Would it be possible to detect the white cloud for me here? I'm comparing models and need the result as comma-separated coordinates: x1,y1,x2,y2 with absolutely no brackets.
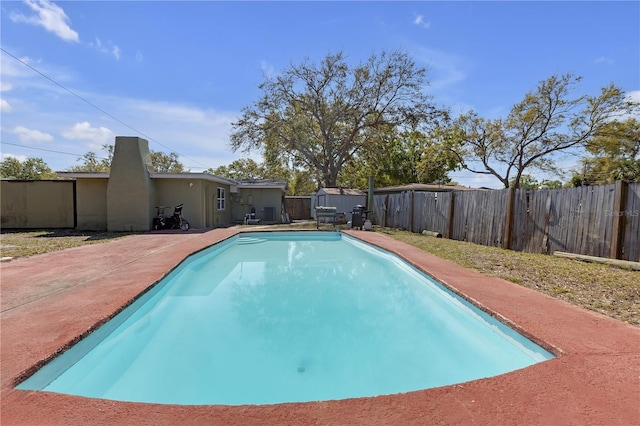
626,90,640,104
413,46,468,92
10,0,79,43
448,170,503,189
1,54,39,79
1,153,29,163
413,14,431,30
11,126,54,143
135,50,144,64
88,37,121,60
594,56,613,65
260,61,277,79
1,76,243,171
1,82,13,112
63,122,115,146
612,90,640,121
1,99,12,112
112,98,240,170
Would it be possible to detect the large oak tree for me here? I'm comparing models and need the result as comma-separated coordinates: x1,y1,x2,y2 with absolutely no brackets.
230,50,446,188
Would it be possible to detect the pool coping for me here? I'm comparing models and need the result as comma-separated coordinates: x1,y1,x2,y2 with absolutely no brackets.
1,228,639,425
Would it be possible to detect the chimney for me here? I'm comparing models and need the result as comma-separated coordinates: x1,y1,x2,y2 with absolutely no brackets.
106,136,154,231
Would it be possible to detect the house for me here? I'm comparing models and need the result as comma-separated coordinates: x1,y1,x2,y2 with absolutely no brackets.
231,179,288,224
52,136,286,231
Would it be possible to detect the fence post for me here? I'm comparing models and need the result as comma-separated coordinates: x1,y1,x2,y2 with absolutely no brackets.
384,194,389,227
447,191,455,239
409,190,415,232
610,180,628,260
367,176,375,224
503,187,515,250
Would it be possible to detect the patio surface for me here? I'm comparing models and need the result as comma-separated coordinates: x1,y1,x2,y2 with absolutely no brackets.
1,228,639,425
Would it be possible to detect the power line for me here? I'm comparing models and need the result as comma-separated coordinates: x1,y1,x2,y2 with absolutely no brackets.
1,141,93,159
0,47,214,170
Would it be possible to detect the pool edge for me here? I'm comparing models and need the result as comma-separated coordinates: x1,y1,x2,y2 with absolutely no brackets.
2,228,639,425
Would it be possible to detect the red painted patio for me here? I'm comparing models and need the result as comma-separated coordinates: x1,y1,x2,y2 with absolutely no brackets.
1,228,639,425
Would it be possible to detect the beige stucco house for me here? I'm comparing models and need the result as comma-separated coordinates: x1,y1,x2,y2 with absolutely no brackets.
55,136,286,231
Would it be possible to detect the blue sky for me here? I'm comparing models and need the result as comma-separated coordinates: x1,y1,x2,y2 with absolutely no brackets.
1,1,638,188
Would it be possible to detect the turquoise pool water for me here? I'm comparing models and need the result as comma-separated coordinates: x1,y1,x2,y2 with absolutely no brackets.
19,231,553,405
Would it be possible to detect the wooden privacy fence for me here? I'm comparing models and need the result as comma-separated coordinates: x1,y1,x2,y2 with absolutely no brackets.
372,181,640,262
284,196,312,220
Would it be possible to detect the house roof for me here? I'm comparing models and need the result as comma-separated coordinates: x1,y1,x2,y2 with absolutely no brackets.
317,187,366,196
55,172,285,190
236,179,287,190
150,172,238,186
56,172,110,179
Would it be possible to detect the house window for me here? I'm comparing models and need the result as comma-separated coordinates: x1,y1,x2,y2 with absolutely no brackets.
217,187,225,210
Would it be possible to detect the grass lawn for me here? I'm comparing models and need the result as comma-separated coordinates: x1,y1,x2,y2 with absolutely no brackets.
378,228,639,326
1,225,638,326
0,229,140,258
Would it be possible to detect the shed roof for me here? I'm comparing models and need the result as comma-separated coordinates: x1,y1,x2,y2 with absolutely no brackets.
317,188,366,196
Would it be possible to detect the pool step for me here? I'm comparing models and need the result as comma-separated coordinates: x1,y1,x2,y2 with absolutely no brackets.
237,236,268,245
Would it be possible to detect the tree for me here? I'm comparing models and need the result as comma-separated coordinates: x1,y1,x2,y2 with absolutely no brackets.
69,151,111,172
69,144,187,173
149,151,186,173
575,118,640,184
540,179,563,189
0,157,56,179
288,169,320,195
444,73,636,188
206,158,266,180
230,50,446,188
338,126,459,189
509,174,540,189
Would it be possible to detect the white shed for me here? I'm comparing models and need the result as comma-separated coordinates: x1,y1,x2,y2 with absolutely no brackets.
312,188,367,220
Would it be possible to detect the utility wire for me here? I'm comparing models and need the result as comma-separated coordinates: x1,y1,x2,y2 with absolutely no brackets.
0,47,213,170
1,141,108,160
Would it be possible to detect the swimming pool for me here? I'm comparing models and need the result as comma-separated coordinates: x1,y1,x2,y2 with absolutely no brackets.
19,231,553,405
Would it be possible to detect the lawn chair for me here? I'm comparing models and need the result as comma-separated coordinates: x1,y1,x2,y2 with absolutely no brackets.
244,206,260,225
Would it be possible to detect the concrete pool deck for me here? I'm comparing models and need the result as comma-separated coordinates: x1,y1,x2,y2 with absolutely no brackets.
1,228,638,425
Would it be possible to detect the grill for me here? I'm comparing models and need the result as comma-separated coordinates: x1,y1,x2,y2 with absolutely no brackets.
315,206,337,229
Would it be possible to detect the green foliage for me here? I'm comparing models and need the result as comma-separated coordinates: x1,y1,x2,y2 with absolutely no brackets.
149,151,186,173
540,179,563,189
207,158,265,180
68,151,111,172
574,118,640,184
230,50,446,187
508,174,561,189
509,174,540,189
338,127,459,189
207,158,318,195
288,169,320,195
69,144,186,173
0,157,56,180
